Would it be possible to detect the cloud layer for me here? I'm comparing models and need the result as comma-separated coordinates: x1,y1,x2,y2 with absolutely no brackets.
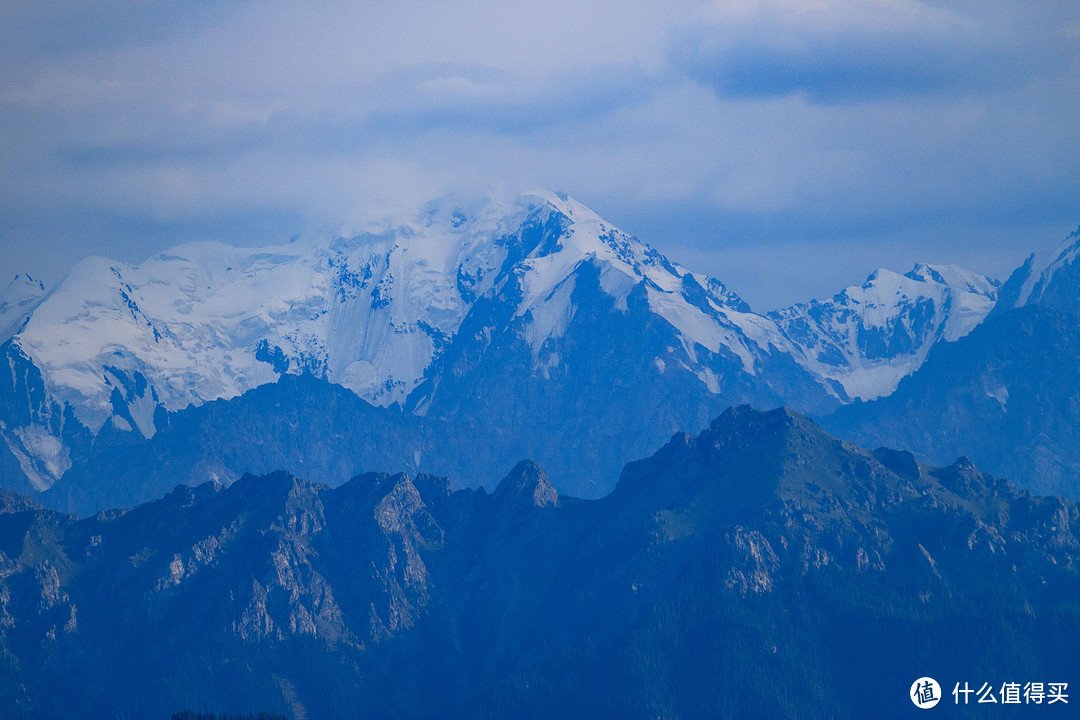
1,0,1078,309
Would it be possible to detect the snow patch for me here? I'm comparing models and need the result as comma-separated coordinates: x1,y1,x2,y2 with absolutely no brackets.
10,425,71,489
982,377,1009,410
646,286,756,374
524,275,577,352
696,368,722,394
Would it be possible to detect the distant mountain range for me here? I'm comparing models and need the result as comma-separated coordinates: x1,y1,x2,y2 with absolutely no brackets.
0,192,1013,509
826,227,1080,498
1,407,1076,719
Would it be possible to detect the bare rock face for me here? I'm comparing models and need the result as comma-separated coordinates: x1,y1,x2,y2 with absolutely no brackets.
320,471,445,643
492,460,558,510
724,526,780,594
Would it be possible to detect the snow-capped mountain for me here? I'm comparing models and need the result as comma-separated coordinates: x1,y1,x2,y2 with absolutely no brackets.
769,264,999,401
405,193,780,415
819,226,1080,500
993,225,1080,315
0,192,1001,497
13,196,527,428
396,195,849,495
6,194,745,419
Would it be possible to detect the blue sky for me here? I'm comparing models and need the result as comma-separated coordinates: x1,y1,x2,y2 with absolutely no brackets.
1,0,1078,310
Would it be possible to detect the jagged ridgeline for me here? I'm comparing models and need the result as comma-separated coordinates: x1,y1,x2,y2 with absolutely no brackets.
0,192,1009,511
0,409,1077,719
825,227,1080,498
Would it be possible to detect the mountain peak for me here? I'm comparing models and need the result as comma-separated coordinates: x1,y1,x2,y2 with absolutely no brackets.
993,226,1080,316
769,260,999,401
904,263,1000,296
492,459,558,509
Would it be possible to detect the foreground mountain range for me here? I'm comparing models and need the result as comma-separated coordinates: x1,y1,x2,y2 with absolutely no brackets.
2,192,1025,510
1,407,1077,719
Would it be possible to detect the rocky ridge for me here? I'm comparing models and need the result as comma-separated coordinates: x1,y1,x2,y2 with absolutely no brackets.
0,407,1076,719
